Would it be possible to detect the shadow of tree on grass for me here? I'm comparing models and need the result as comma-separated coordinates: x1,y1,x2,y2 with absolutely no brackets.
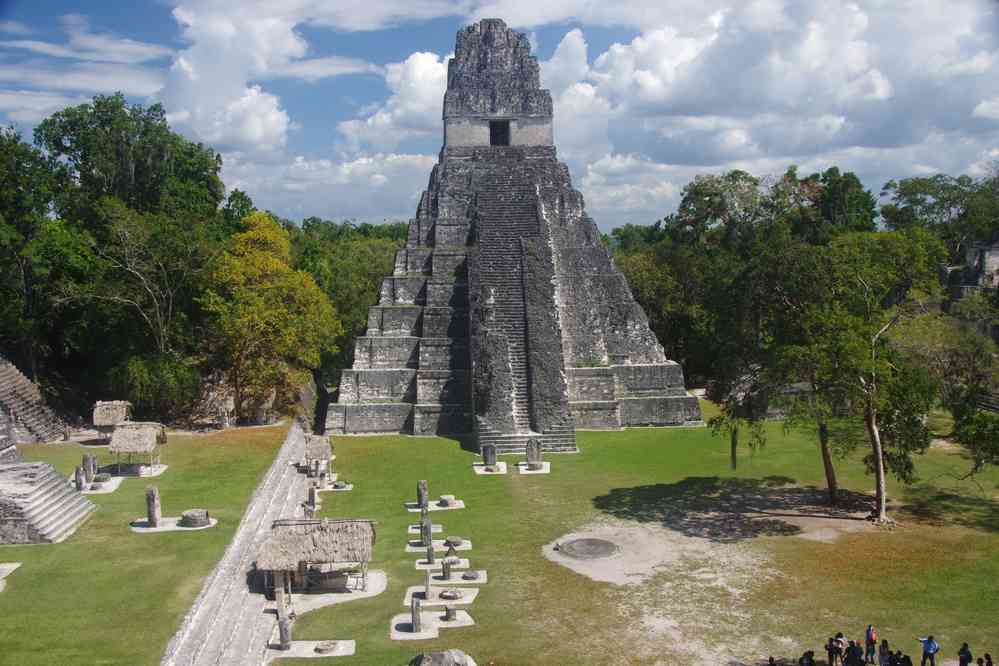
593,476,873,543
899,483,999,533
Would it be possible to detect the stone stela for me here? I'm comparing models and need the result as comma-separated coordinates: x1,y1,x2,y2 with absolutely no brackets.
325,19,702,453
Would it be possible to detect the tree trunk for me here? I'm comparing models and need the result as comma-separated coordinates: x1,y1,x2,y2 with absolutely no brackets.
864,405,888,522
818,420,838,506
730,422,739,470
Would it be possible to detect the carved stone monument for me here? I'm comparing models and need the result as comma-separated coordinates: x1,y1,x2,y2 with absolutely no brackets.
525,438,543,471
82,454,97,483
417,479,428,509
74,466,85,492
481,443,497,469
420,513,433,547
426,542,435,566
325,19,700,451
410,597,423,633
146,486,161,528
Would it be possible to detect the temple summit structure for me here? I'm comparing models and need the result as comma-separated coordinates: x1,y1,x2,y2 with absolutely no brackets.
326,19,701,452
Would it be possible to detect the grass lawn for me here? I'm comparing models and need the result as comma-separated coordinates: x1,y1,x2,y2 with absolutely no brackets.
284,411,999,665
0,424,288,666
2,410,997,665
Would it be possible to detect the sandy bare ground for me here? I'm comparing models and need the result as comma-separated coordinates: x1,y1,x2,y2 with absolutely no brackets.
544,484,875,664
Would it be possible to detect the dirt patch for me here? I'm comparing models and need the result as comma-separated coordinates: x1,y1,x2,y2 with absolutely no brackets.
545,518,782,662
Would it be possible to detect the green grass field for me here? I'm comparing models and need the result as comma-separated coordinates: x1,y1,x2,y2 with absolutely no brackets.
3,409,998,664
0,424,287,666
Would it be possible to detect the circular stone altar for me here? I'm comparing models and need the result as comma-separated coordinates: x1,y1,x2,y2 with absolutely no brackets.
558,538,619,560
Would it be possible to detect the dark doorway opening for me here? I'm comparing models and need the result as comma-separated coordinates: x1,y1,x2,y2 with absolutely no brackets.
489,120,510,146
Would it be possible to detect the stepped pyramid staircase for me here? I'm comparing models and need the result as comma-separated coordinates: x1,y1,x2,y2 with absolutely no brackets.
472,157,576,454
0,355,69,444
0,462,96,544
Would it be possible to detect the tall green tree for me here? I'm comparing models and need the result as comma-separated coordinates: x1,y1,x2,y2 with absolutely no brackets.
202,212,342,422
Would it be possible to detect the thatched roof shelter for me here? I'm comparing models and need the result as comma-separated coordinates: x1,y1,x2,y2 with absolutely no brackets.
92,401,132,428
256,518,375,571
304,434,332,462
109,422,166,455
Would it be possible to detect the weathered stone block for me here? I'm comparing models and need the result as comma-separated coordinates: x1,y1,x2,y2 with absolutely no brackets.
367,306,422,336
352,337,420,369
421,307,468,338
570,401,621,429
413,405,471,436
146,486,161,527
419,339,469,370
338,369,416,404
620,395,701,426
380,276,427,305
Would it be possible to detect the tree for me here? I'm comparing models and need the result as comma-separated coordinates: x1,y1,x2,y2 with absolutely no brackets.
202,212,342,422
0,127,71,378
34,93,223,222
785,230,946,521
880,173,998,262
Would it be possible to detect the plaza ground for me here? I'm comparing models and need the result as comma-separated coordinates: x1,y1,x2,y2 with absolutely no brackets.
2,407,997,664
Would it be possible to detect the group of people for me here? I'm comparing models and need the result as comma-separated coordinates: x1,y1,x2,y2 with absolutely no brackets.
771,627,993,666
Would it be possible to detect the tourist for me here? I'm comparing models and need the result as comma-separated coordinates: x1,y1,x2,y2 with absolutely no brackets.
918,636,941,666
888,650,901,666
866,625,879,665
798,649,816,666
829,637,842,666
985,654,993,666
977,658,985,666
880,639,892,666
959,643,974,666
901,653,914,666
848,641,867,666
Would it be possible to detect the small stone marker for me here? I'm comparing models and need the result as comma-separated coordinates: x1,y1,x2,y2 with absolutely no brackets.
526,438,543,470
410,597,422,633
443,606,457,622
481,443,497,469
445,543,458,560
461,570,480,581
417,479,428,508
74,466,85,492
277,617,292,650
442,560,452,581
314,641,340,655
146,486,162,528
426,543,435,565
179,508,210,528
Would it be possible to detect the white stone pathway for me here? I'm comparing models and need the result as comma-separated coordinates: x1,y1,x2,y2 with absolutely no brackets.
161,423,309,666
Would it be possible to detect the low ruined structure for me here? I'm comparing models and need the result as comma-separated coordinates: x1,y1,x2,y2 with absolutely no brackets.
0,354,68,444
303,434,333,478
92,400,132,438
257,518,377,601
109,421,166,470
0,462,96,544
0,407,18,463
327,19,700,452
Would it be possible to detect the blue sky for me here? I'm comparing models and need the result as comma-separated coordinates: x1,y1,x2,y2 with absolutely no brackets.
1,1,998,229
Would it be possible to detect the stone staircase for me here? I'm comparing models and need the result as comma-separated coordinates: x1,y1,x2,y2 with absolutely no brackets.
473,160,577,454
0,462,96,544
475,176,538,433
0,355,68,443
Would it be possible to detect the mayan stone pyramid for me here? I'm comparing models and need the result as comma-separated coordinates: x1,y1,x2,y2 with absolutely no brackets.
326,19,702,452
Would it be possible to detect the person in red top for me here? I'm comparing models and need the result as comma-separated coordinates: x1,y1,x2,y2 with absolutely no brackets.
866,625,879,664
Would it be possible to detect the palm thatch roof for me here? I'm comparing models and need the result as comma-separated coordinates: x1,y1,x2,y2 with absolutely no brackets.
109,422,166,454
93,401,132,427
256,518,376,571
304,434,332,461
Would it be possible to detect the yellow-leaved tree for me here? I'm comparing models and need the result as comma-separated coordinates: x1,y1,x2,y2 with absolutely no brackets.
202,211,342,423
